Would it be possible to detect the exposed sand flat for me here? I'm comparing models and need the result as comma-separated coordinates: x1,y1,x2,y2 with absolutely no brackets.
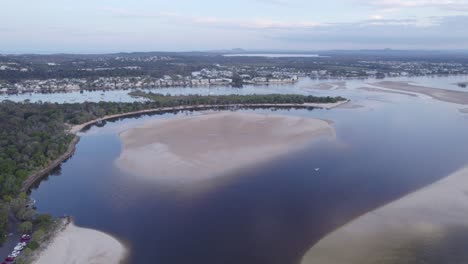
34,222,127,264
115,112,335,183
304,81,347,90
459,108,468,113
358,87,418,97
301,166,468,264
373,81,468,105
334,101,365,109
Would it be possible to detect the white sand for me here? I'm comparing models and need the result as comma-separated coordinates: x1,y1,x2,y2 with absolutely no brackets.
115,112,335,183
373,81,468,105
301,166,468,264
34,223,127,264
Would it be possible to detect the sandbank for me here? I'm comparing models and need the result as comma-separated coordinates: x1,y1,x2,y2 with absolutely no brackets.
301,166,468,264
304,81,346,90
33,222,127,264
358,86,418,97
372,81,468,105
115,112,335,183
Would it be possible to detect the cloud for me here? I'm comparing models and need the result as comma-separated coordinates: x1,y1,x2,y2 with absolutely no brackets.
368,0,468,11
268,15,468,49
100,7,320,30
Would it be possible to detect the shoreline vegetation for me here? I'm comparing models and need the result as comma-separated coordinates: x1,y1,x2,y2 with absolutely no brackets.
301,166,468,264
0,93,346,262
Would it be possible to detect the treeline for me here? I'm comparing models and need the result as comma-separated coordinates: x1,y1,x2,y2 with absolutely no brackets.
129,92,346,106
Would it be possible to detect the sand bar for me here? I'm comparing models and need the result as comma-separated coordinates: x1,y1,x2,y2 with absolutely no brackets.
372,81,468,105
115,112,335,183
303,81,346,90
301,166,468,264
33,222,127,264
358,87,417,97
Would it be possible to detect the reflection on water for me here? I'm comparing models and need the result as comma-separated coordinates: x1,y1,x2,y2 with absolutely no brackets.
29,94,468,263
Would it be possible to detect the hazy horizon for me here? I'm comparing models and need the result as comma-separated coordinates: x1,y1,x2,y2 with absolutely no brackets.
2,0,468,53
3,48,468,56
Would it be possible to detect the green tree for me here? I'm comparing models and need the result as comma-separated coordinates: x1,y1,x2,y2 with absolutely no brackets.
18,221,33,234
32,229,45,242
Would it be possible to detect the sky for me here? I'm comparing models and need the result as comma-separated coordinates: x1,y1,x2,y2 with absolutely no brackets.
1,0,468,53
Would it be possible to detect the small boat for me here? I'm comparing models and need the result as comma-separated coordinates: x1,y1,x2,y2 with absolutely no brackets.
315,168,320,172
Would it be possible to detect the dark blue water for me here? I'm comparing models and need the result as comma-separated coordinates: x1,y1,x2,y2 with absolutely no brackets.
30,96,468,264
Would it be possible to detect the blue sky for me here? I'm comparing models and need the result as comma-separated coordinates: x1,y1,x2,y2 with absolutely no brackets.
1,0,468,53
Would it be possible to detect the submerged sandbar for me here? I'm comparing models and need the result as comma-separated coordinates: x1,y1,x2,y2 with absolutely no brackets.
301,166,468,264
373,81,468,105
115,112,335,183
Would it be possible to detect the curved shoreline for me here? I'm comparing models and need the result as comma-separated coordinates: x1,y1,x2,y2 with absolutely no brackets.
32,221,128,264
21,136,80,192
22,101,348,191
301,166,468,264
69,101,348,134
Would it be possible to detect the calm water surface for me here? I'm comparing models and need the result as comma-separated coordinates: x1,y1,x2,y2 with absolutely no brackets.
29,87,468,263
2,75,468,103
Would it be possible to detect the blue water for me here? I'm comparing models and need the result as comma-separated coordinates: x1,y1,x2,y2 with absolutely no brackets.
28,89,468,264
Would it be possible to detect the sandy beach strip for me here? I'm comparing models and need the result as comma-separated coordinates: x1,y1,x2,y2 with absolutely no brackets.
301,166,468,264
115,112,335,183
33,222,127,264
358,86,418,97
372,81,468,105
69,102,347,135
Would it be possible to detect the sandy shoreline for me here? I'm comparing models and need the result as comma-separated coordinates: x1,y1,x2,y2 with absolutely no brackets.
33,222,127,264
301,166,468,264
372,81,468,105
22,101,347,192
69,102,348,134
115,112,335,183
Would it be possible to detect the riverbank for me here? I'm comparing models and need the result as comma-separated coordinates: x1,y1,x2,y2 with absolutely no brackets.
32,221,127,264
115,112,335,183
301,166,468,264
20,101,347,192
372,81,468,105
69,102,348,134
21,136,80,192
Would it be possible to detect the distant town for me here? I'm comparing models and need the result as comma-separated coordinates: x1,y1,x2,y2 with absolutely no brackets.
1,50,468,94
